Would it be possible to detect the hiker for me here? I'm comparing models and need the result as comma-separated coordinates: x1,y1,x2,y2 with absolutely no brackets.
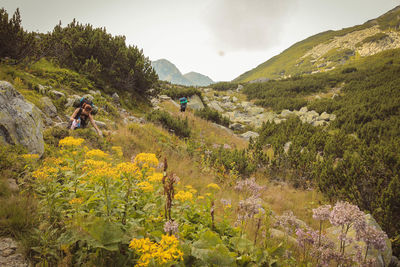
69,98,102,136
179,96,188,112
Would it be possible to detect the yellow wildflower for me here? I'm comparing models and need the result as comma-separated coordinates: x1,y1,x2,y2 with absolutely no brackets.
129,235,183,267
116,162,139,176
32,166,58,180
21,154,40,160
148,172,163,182
111,146,123,157
134,153,159,168
43,157,63,166
198,196,204,200
69,198,83,205
59,136,84,147
207,183,221,191
137,181,154,192
185,185,197,194
174,190,193,202
85,149,109,159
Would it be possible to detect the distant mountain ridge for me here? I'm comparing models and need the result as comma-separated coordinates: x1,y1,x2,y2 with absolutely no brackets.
234,5,400,82
151,59,214,86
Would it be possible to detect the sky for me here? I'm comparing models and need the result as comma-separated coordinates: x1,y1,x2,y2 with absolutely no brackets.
1,0,400,81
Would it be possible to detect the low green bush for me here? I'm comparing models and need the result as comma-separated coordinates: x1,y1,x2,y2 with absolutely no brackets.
194,107,230,127
146,110,191,138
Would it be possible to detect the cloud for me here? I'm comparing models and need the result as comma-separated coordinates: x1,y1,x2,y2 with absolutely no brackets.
204,0,297,52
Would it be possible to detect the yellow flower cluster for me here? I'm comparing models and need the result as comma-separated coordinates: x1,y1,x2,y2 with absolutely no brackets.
116,162,139,176
134,153,159,168
85,149,109,159
84,160,118,180
148,172,163,182
32,166,58,180
137,181,154,192
59,136,84,147
69,198,83,205
174,190,193,202
111,146,123,157
22,154,40,160
185,185,197,194
207,183,221,191
129,235,183,267
43,157,64,166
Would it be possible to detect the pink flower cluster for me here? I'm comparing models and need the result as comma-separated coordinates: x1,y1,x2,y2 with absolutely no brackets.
234,177,264,197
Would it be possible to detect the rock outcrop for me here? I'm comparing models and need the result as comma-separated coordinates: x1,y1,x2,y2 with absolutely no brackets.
0,81,44,156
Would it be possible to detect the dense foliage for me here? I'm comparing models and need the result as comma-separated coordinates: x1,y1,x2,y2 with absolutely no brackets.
146,110,191,138
240,49,400,255
160,85,202,100
194,107,230,127
0,8,158,96
210,82,239,91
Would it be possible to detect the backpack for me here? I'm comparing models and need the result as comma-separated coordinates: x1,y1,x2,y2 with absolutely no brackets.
73,97,98,115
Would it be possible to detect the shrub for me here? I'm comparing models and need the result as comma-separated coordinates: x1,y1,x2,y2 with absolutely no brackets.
146,110,191,138
194,107,230,127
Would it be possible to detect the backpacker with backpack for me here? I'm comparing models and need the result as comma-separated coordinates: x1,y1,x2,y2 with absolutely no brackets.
72,97,98,115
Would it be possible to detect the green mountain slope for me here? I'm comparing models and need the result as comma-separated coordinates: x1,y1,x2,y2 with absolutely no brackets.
183,71,214,86
234,5,400,82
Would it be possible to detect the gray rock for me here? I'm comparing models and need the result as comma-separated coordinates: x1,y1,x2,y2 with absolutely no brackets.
221,101,235,110
187,95,205,110
159,95,171,101
94,120,107,129
326,214,392,267
241,101,252,108
232,96,238,102
88,90,101,96
49,89,65,99
240,131,259,140
280,109,293,118
229,123,244,131
274,118,285,124
123,116,145,125
329,114,337,121
236,84,244,92
65,95,81,108
332,93,339,99
82,94,94,102
320,112,330,121
247,106,264,115
249,77,270,83
112,92,119,103
0,81,44,156
221,96,230,102
40,97,57,118
284,141,292,154
299,106,308,113
312,120,326,127
208,101,224,113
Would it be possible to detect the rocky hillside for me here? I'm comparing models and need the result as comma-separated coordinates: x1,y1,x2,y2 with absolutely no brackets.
235,5,400,82
152,59,214,86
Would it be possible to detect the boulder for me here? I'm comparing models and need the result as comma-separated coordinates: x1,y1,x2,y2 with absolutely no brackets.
65,95,81,108
208,101,224,113
246,106,264,115
280,109,293,118
320,112,330,121
240,131,259,140
241,101,252,108
187,95,205,110
49,89,65,99
159,95,171,101
236,84,244,92
0,81,44,156
326,214,392,267
232,96,238,102
83,94,94,102
229,123,244,131
312,120,326,127
94,120,107,129
40,97,57,118
88,90,101,96
284,141,292,154
329,114,337,121
299,106,308,114
112,92,119,103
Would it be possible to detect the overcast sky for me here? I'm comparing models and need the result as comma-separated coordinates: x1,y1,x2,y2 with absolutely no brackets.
2,0,400,81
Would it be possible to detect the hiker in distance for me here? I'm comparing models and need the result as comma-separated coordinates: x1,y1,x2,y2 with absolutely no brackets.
69,97,103,137
179,96,188,112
